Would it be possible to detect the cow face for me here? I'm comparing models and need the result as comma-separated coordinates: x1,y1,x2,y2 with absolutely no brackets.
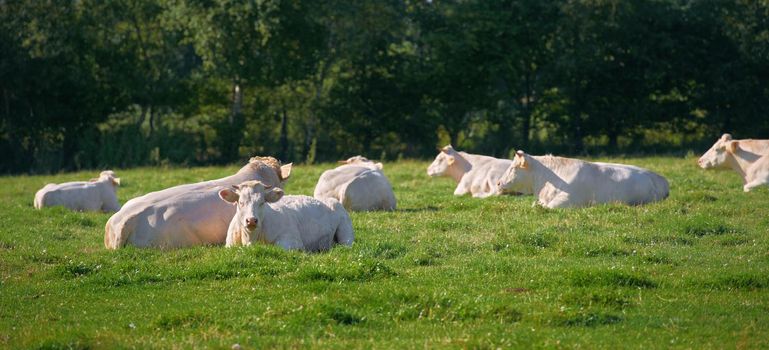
497,151,529,193
698,134,735,169
219,181,284,235
98,170,121,187
427,146,456,177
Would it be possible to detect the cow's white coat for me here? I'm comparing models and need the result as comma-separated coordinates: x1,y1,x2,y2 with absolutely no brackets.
427,145,519,198
104,157,291,249
221,181,354,251
498,151,669,208
698,133,769,192
313,156,396,211
34,170,121,212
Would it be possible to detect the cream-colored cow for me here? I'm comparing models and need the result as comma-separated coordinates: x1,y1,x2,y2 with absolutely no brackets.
313,156,396,211
427,145,519,198
220,180,354,252
104,157,292,249
497,151,669,208
698,133,769,192
34,170,121,212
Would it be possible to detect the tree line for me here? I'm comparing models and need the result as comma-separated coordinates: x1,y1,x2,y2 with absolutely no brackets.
1,0,768,173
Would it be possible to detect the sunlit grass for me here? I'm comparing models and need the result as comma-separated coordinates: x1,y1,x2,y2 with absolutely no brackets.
1,156,767,348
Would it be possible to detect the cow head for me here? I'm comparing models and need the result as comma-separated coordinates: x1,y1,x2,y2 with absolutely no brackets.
497,150,530,193
97,170,121,187
338,155,383,169
427,145,457,177
219,181,284,238
698,134,737,169
247,156,292,185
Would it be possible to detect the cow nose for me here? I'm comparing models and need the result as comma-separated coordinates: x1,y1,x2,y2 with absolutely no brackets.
245,217,258,228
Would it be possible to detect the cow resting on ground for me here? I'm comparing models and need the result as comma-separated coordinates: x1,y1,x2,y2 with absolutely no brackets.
219,180,354,252
497,151,669,208
104,157,292,249
313,156,396,211
427,145,522,198
698,133,769,192
34,170,121,212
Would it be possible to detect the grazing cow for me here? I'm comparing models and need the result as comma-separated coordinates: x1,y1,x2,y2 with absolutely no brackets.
497,151,669,208
104,157,292,249
219,180,354,251
313,156,397,211
698,133,769,192
34,170,121,212
427,145,520,198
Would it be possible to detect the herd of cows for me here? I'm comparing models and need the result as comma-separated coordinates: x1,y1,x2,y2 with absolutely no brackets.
31,133,769,252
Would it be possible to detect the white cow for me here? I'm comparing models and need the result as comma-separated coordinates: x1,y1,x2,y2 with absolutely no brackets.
313,156,397,211
34,170,121,212
219,180,354,252
427,145,521,198
497,151,669,208
698,133,769,192
104,157,292,249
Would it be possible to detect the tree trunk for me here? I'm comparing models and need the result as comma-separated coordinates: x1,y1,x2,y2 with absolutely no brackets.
279,107,289,161
224,81,244,163
148,105,155,136
520,71,533,150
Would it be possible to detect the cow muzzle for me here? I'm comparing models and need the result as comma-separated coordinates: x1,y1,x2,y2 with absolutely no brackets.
245,217,258,230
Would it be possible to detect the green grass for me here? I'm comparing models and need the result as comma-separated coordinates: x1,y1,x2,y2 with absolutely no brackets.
1,157,768,349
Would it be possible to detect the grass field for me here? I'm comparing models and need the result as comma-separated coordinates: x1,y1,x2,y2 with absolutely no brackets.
1,156,768,349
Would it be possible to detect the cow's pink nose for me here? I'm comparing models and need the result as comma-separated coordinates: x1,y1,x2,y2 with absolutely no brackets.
245,217,258,228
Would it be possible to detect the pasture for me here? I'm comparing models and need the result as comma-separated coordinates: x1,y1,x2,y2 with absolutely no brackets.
1,156,768,349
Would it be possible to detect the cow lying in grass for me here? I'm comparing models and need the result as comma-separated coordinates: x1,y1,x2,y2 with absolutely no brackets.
698,133,769,192
219,180,354,252
427,145,520,198
313,156,396,211
34,170,121,212
497,151,669,208
104,157,291,249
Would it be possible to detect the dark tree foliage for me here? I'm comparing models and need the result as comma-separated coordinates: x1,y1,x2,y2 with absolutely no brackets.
1,0,768,173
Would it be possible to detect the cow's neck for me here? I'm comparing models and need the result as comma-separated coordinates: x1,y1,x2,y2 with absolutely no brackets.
447,155,472,183
530,156,570,194
727,150,763,181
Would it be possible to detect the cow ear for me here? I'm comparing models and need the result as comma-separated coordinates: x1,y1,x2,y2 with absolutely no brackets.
265,188,284,203
515,151,528,169
722,133,732,141
112,177,121,186
218,188,239,203
729,141,739,153
447,156,455,165
280,163,292,180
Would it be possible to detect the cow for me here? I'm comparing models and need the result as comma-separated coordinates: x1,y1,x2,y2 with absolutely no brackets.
104,157,292,249
698,133,769,192
219,180,354,252
34,170,121,212
497,151,669,208
313,156,397,211
427,145,521,198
